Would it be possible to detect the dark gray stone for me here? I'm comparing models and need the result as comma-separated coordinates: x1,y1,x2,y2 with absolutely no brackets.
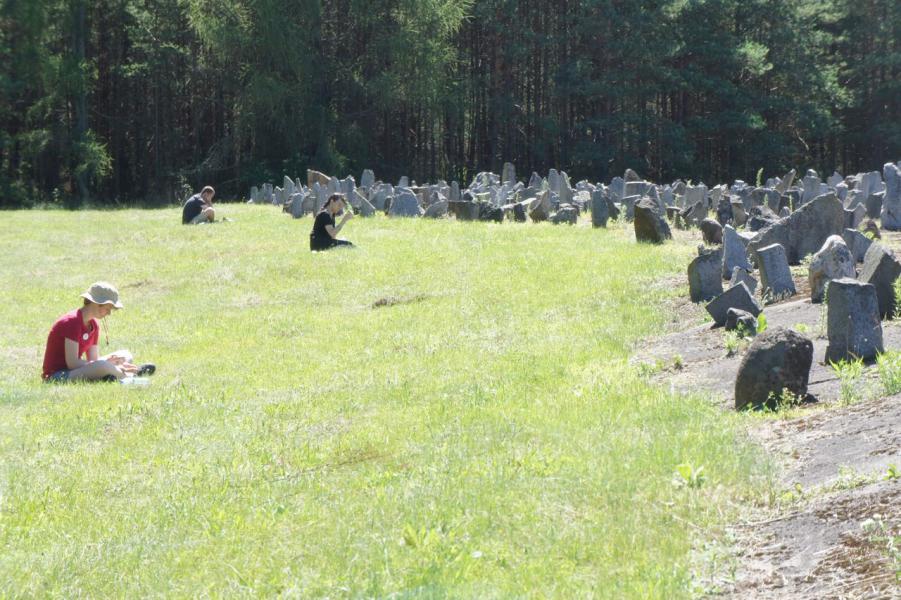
725,308,757,336
479,204,504,223
423,200,449,218
551,204,579,225
706,282,762,327
634,197,672,243
449,201,480,221
528,192,551,222
747,205,780,232
808,235,856,303
729,267,758,295
880,162,901,230
688,247,724,302
858,243,901,318
825,278,884,363
722,225,752,279
388,189,422,217
591,189,609,227
716,194,733,225
841,228,873,263
844,203,866,229
747,193,844,265
731,200,747,227
680,200,707,227
734,327,813,411
757,243,796,303
866,192,884,219
700,218,723,245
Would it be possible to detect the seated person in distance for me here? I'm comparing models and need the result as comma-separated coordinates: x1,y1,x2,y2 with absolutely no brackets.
310,193,354,251
182,185,216,224
42,282,156,383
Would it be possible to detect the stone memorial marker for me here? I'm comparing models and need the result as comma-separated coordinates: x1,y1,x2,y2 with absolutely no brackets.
729,267,758,295
688,247,724,302
879,162,901,230
808,235,855,303
841,228,873,263
858,242,901,318
757,243,796,302
747,193,844,265
722,225,752,279
824,278,883,363
591,189,609,228
734,327,813,411
633,197,672,243
706,281,762,326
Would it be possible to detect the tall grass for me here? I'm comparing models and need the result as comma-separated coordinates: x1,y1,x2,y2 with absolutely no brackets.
0,206,769,597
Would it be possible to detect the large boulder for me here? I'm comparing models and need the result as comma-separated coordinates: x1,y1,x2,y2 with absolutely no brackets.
423,200,449,218
700,218,723,244
808,235,856,303
747,193,844,265
688,247,724,302
858,243,901,318
388,189,423,217
633,197,672,243
825,278,884,363
735,327,814,411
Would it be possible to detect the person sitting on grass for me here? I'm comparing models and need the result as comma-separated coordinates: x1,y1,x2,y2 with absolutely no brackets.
310,193,354,251
182,185,216,224
41,282,156,383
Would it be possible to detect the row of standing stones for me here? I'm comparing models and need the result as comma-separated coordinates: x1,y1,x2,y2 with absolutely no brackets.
247,161,901,412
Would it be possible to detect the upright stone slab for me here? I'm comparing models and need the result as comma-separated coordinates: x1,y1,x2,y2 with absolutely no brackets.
361,169,375,190
590,189,609,228
633,197,672,243
716,194,733,225
528,191,551,222
867,192,884,219
845,203,866,229
775,169,796,194
706,282,762,327
287,193,305,218
307,169,330,188
730,267,758,295
825,278,884,363
858,243,901,318
757,243,796,302
841,228,873,263
880,162,901,230
688,247,724,302
502,162,516,184
735,327,813,411
747,193,844,265
731,200,747,227
808,235,856,303
722,225,752,279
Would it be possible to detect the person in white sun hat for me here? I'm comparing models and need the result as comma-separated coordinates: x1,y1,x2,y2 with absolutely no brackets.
41,281,156,383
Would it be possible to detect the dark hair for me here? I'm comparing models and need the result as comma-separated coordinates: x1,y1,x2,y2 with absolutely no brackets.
320,194,346,213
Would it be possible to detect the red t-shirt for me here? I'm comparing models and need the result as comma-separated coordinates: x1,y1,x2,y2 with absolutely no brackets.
42,309,99,379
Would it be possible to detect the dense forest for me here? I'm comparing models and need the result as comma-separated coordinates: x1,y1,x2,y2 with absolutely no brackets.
1,0,898,207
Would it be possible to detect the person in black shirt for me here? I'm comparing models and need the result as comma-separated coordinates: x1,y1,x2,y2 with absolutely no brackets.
310,194,354,251
182,186,216,224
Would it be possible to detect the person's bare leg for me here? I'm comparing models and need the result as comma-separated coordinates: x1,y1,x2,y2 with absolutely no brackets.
203,207,215,222
67,360,124,382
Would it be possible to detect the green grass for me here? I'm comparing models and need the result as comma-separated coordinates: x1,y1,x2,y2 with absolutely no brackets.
0,206,770,597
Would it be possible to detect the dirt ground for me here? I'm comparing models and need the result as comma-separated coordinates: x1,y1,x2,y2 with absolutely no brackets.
638,261,901,598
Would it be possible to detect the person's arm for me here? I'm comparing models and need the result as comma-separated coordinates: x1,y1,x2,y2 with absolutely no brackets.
64,338,91,369
325,213,353,239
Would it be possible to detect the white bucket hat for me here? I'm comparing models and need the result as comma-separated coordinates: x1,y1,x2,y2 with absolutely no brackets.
80,281,123,309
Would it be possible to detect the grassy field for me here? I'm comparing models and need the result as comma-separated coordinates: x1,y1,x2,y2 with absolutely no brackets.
0,206,771,597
